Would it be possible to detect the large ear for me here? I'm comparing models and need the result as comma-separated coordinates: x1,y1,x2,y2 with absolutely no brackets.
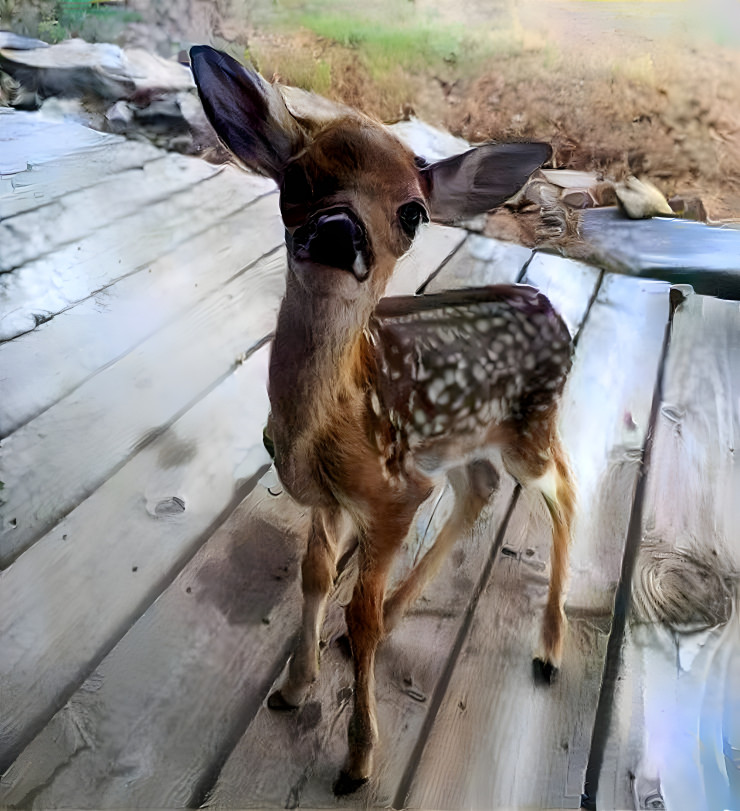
190,45,306,180
422,142,551,223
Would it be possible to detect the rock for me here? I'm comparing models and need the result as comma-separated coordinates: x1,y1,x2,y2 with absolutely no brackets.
541,168,601,189
668,195,708,223
0,31,49,50
615,176,674,219
0,38,193,104
561,188,596,209
103,90,227,160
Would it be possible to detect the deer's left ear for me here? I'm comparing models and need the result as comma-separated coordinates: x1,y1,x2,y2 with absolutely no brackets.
421,142,551,224
190,45,306,180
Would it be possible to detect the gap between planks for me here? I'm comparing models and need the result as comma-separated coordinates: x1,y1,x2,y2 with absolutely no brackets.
597,290,740,811
0,188,281,438
0,341,275,774
580,287,678,810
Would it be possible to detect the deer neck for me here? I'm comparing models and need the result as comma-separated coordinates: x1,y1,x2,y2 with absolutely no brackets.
268,270,375,451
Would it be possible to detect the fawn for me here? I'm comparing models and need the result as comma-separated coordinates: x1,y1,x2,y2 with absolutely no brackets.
191,45,576,795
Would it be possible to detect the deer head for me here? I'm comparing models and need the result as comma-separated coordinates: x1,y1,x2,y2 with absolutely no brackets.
190,46,549,307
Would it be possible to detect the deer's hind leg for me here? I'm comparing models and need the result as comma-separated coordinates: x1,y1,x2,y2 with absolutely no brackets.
503,424,575,683
382,459,500,635
268,505,341,710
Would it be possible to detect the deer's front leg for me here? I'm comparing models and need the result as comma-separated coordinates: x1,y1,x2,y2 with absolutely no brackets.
334,517,410,795
269,506,339,709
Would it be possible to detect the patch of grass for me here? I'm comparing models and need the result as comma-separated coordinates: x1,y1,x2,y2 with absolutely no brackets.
246,4,522,121
9,0,143,44
295,13,484,74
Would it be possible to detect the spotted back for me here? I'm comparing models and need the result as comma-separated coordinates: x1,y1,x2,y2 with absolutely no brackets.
366,285,572,456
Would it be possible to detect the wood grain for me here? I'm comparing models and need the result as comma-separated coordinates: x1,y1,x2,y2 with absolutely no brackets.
383,223,467,297
599,290,740,811
0,483,309,809
0,165,273,342
0,344,273,771
0,189,281,438
405,274,671,809
424,233,532,293
0,248,285,567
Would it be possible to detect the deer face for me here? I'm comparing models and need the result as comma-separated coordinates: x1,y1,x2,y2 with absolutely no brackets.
279,119,430,299
190,46,549,300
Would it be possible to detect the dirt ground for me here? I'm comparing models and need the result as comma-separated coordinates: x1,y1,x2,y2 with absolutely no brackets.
170,0,740,221
12,0,739,221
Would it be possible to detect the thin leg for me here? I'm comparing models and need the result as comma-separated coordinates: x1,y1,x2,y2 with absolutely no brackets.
503,429,575,681
383,460,500,633
334,512,414,795
537,437,576,675
269,506,339,709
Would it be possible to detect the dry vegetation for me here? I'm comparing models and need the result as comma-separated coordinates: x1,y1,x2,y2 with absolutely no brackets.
5,0,740,219
238,2,740,221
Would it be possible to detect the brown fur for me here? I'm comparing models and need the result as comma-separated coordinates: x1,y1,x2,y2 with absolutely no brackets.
189,46,576,794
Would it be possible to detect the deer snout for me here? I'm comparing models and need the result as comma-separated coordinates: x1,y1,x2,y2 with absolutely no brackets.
291,208,370,281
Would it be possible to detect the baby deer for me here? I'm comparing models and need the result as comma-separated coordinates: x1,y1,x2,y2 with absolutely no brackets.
191,46,576,795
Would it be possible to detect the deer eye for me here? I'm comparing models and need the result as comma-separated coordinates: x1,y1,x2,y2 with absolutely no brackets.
398,202,429,238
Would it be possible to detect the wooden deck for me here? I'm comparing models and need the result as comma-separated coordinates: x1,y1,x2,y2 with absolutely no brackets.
1,108,739,810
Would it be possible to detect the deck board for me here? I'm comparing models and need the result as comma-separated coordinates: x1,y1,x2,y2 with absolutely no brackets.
598,290,740,811
383,223,467,297
0,344,273,772
1,133,162,219
0,483,308,808
405,274,671,809
0,166,272,342
0,154,220,273
521,251,602,338
0,250,285,567
0,188,281,438
423,233,532,292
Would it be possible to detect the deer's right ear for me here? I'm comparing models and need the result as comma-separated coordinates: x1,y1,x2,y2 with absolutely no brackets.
190,45,306,180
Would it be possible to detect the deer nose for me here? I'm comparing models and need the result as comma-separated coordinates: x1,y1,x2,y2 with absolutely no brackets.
293,208,369,281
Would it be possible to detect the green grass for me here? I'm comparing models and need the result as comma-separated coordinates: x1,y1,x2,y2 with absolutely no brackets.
297,14,479,72
262,2,508,79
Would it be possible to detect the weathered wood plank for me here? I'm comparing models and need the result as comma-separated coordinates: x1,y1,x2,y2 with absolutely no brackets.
405,274,671,809
207,484,519,809
0,481,309,809
0,137,163,219
0,344,273,772
522,251,601,338
0,154,220,272
581,208,740,299
0,166,274,342
0,109,120,176
424,233,532,293
0,190,282,438
598,290,740,811
0,249,285,567
383,223,467,297
206,252,601,808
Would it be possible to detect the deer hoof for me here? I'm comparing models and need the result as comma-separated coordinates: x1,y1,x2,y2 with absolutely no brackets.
532,657,559,685
333,770,369,796
267,689,299,711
